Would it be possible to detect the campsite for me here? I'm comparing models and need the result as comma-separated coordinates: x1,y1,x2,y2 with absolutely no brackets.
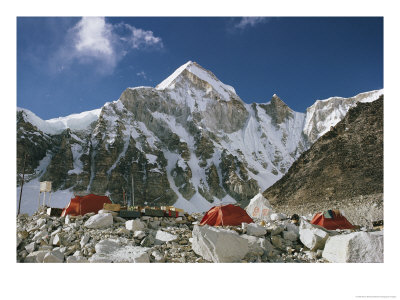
16,191,383,263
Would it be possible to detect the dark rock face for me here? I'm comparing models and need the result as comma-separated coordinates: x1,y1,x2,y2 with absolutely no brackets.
16,111,53,177
220,150,259,205
263,97,383,215
260,95,294,127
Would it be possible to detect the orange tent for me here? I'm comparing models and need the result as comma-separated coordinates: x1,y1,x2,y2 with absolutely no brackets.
311,210,354,230
200,204,254,226
61,194,112,217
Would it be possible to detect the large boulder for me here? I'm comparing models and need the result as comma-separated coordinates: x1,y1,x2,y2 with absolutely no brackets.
299,219,337,251
322,231,383,263
84,213,113,229
191,225,249,262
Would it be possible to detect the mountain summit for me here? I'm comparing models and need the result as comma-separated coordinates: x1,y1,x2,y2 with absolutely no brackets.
156,61,238,102
16,61,383,215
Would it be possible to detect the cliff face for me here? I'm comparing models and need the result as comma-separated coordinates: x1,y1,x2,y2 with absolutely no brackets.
263,97,383,223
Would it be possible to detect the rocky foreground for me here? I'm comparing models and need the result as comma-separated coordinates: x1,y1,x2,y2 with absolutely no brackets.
16,208,383,263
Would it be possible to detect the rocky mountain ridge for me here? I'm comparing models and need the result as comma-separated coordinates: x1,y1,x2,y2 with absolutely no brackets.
263,97,383,225
17,61,383,213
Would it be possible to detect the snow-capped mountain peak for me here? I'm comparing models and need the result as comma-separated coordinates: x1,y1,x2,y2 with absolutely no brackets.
156,61,193,90
156,61,237,102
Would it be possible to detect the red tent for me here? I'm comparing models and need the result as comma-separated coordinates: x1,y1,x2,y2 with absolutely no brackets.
200,204,254,226
61,194,112,217
311,210,354,230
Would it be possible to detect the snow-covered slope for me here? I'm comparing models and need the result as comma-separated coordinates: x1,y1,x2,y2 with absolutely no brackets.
303,89,383,143
17,107,101,135
17,61,383,215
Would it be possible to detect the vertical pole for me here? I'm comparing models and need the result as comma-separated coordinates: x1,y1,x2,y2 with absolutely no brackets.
131,174,134,208
17,153,27,215
122,188,126,207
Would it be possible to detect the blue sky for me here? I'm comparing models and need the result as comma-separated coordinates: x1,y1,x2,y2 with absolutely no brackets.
17,17,383,119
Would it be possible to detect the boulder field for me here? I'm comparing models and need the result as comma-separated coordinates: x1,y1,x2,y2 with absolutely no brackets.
17,207,383,263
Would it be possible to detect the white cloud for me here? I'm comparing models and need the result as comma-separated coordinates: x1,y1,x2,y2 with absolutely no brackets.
136,71,147,79
74,17,114,57
124,24,163,49
235,17,268,29
56,17,163,74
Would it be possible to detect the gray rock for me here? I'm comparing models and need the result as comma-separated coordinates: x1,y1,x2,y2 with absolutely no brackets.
268,224,285,236
299,220,336,251
322,231,383,263
66,256,89,263
95,239,120,254
84,213,113,229
36,218,46,227
154,230,178,245
270,235,284,250
32,229,48,242
24,250,48,263
25,242,36,254
151,250,165,263
148,221,161,229
80,234,90,248
241,234,274,256
89,243,150,263
98,209,118,216
191,225,249,263
283,230,298,242
52,234,61,246
116,228,131,235
245,223,267,237
43,249,64,263
133,231,146,240
126,219,146,231
140,235,155,247
113,216,127,223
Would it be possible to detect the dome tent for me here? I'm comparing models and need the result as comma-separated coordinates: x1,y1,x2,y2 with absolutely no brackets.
311,210,354,230
61,194,112,217
200,204,254,226
245,193,274,222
